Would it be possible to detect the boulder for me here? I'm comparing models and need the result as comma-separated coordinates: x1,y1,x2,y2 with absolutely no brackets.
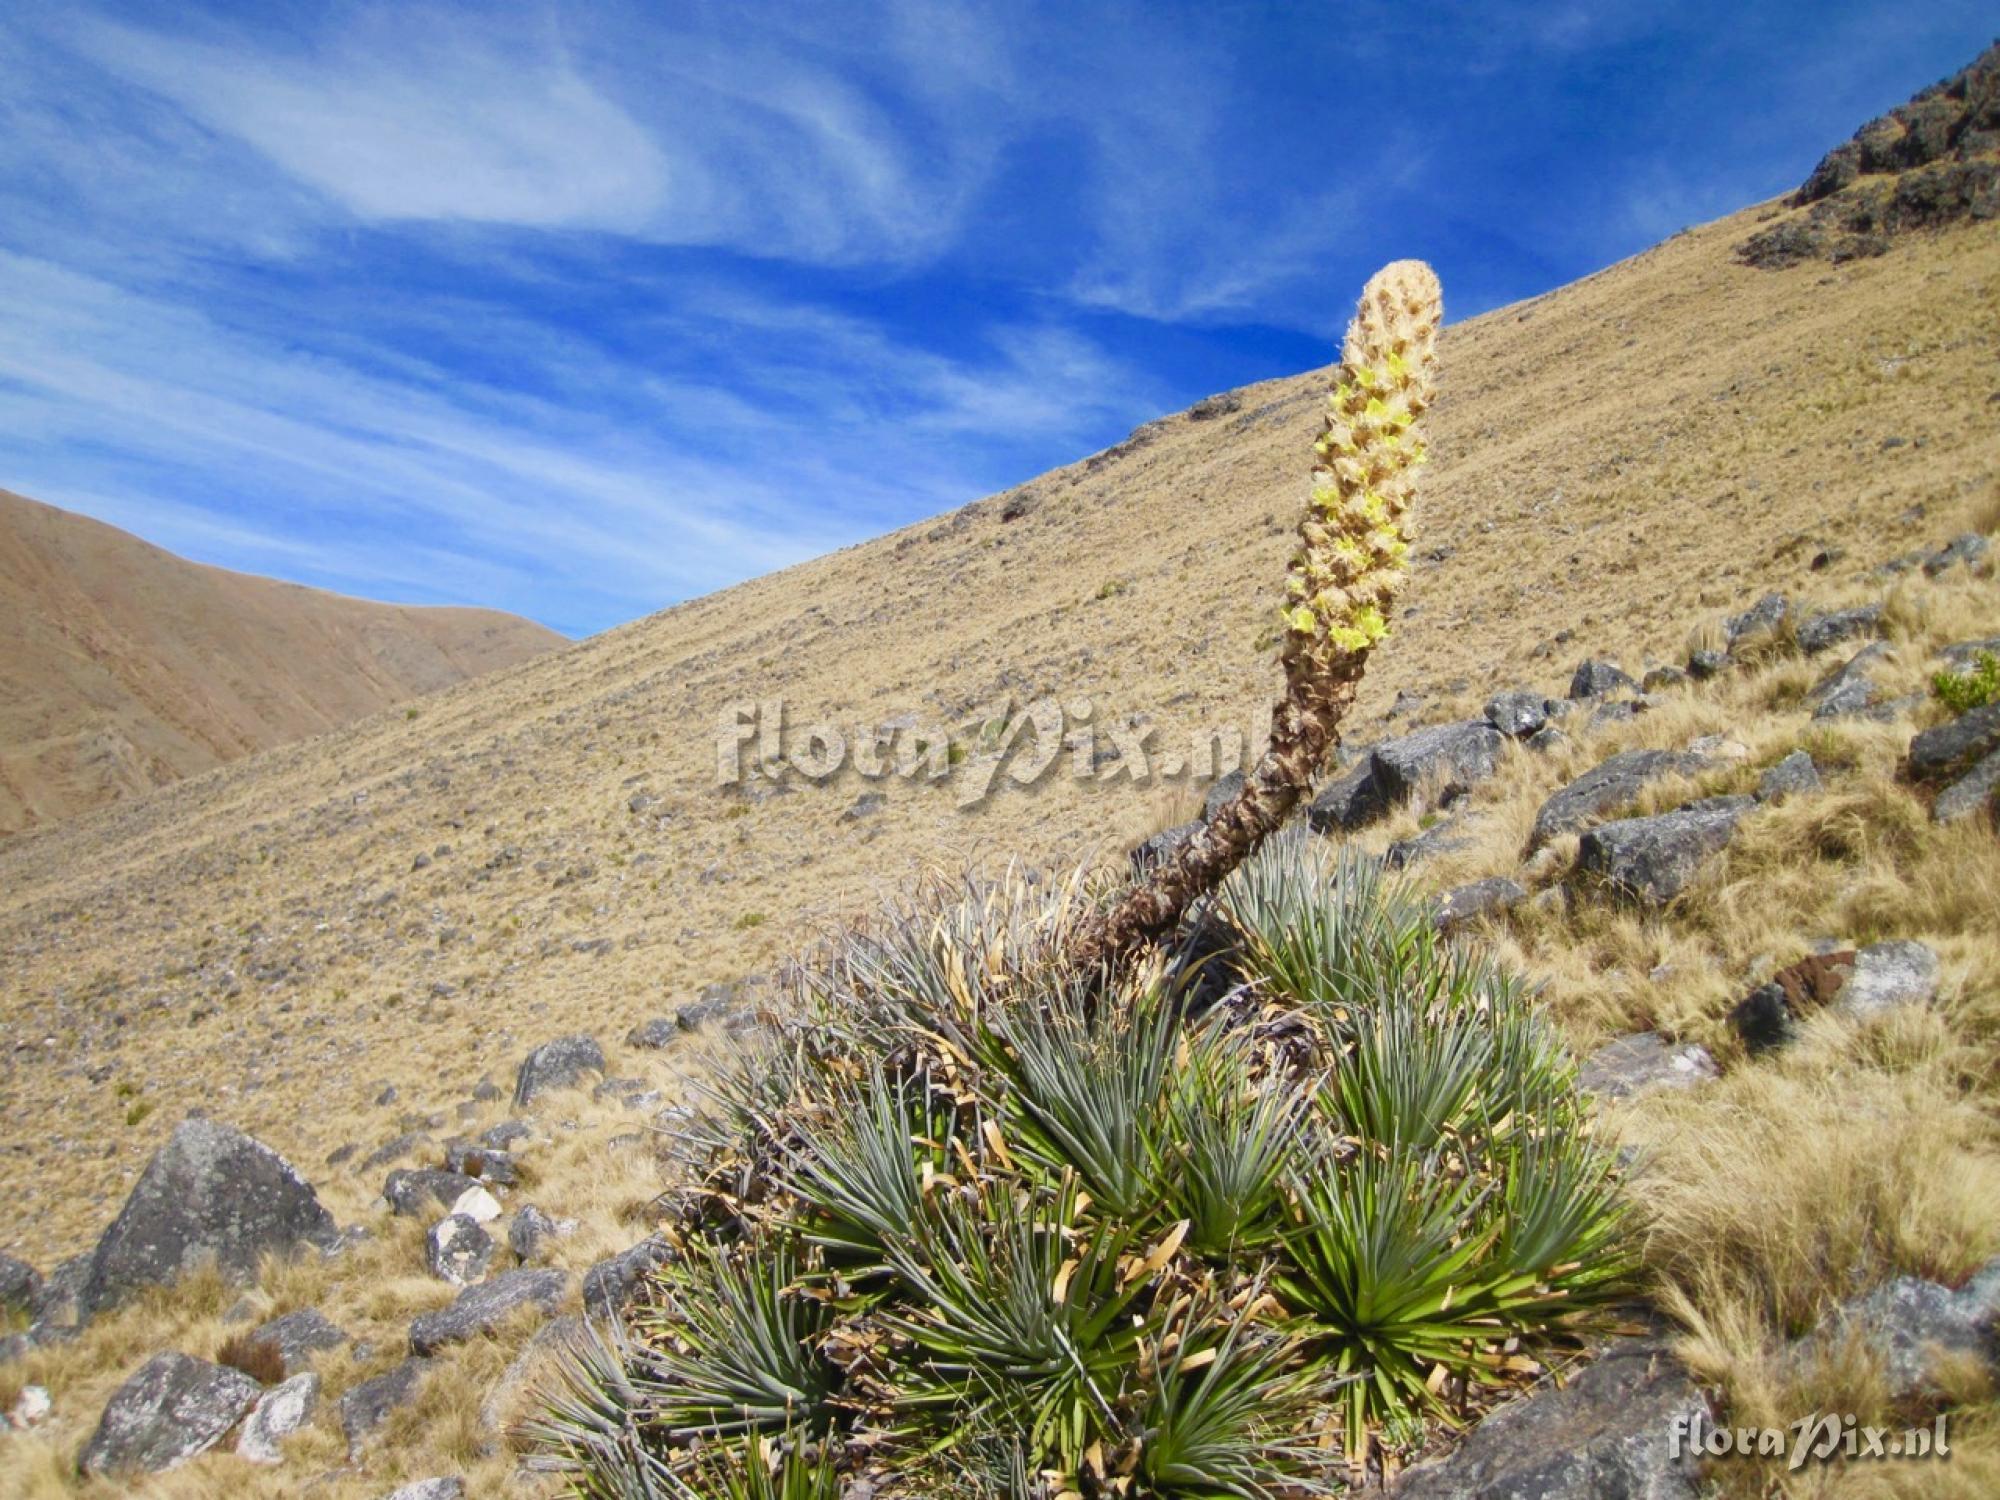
1529,749,1706,850
513,1034,605,1107
1575,796,1755,905
1755,749,1822,802
1806,642,1890,719
250,1307,347,1376
81,1119,339,1318
1579,1033,1719,1099
1201,769,1246,818
1641,665,1687,693
236,1371,319,1464
442,1143,518,1186
339,1356,433,1443
1940,636,2000,671
385,1480,467,1500
1131,820,1197,873
28,1252,89,1331
1307,755,1389,833
1908,702,2000,781
624,1018,679,1050
384,1168,481,1217
1935,747,2000,824
426,1215,495,1287
1794,1259,2000,1399
1724,592,1789,648
477,1120,534,1152
1434,878,1526,934
78,1352,263,1477
1371,721,1504,808
1568,658,1638,700
1385,815,1482,870
450,1186,503,1224
507,1205,574,1265
362,1131,433,1171
1484,690,1551,738
1686,647,1727,680
1391,1340,1703,1500
1795,603,1882,656
0,1253,40,1313
409,1269,568,1356
1923,531,1989,576
1833,939,1939,1021
583,1235,674,1318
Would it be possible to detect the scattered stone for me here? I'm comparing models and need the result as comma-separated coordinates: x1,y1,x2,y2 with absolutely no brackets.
1435,877,1526,933
1834,939,1940,1021
594,1077,663,1112
1588,697,1649,727
1940,636,2000,671
583,1235,674,1318
1756,749,1822,802
839,791,887,822
409,1269,568,1355
325,1143,359,1167
1307,755,1389,832
1575,796,1755,905
29,1253,89,1333
251,1307,348,1375
1524,724,1567,755
675,982,740,1032
339,1357,433,1443
1568,658,1638,700
1687,647,1727,680
362,1131,434,1171
1202,769,1246,818
385,1478,468,1500
81,1119,339,1319
374,1084,399,1107
1641,665,1687,693
1725,593,1789,648
1795,1259,2000,1399
1923,532,1990,576
1579,1034,1719,1099
471,1076,503,1103
1909,702,2000,781
1372,721,1504,809
1484,689,1551,738
513,1034,605,1107
0,1253,40,1313
1529,749,1706,849
79,1352,262,1477
8,1384,51,1430
450,1185,503,1224
236,1371,319,1464
1390,1339,1703,1500
477,1315,583,1455
1385,815,1481,870
477,1120,533,1152
1935,747,2000,824
443,1143,518,1186
507,1206,574,1265
625,1017,679,1049
1795,603,1882,656
1686,734,1750,763
426,1216,495,1286
1807,641,1890,719
1131,820,1197,873
384,1168,480,1217
1731,950,1857,1052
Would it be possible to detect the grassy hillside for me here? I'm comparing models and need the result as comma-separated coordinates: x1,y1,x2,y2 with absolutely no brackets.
0,488,564,834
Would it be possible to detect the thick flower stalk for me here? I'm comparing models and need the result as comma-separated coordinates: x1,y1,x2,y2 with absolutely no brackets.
1071,260,1441,969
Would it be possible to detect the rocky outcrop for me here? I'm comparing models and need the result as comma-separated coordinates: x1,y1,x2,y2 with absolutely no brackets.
81,1119,339,1319
1575,796,1754,905
1529,749,1706,850
79,1352,263,1477
513,1034,606,1106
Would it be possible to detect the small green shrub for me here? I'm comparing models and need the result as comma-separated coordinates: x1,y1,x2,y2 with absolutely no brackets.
1932,650,2000,714
124,1100,155,1127
733,912,766,931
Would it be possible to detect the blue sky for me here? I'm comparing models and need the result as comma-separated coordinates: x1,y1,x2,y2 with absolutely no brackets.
0,3,1991,637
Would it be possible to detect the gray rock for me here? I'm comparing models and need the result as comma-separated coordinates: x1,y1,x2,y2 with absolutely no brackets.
339,1357,433,1442
28,1253,88,1330
1641,665,1687,693
1524,724,1567,755
81,1119,339,1318
1568,658,1638,700
362,1131,434,1171
1435,877,1526,933
1306,755,1389,833
1372,721,1504,808
1832,939,1940,1021
477,1315,584,1456
426,1215,495,1286
384,1479,467,1500
409,1269,568,1355
251,1307,347,1375
1756,749,1822,802
1484,690,1551,738
236,1371,319,1464
675,981,743,1032
1909,702,2000,781
1795,603,1882,656
513,1034,605,1107
1923,531,1990,576
1807,642,1890,719
507,1205,571,1265
1529,749,1706,850
1201,769,1246,818
625,1018,679,1049
1132,820,1197,873
582,1235,674,1318
1725,592,1789,648
1385,815,1481,871
79,1352,262,1477
384,1168,480,1217
1940,636,2000,671
1579,1033,1719,1100
1391,1340,1703,1500
0,1253,40,1313
1575,796,1755,905
1686,647,1727,679
471,1075,503,1103
477,1120,533,1151
593,1077,662,1112
1935,747,2000,824
1588,697,1650,727
442,1143,518,1185
1797,1259,2000,1398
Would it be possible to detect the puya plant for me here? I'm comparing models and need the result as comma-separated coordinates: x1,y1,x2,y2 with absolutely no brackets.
1070,260,1441,967
528,264,1630,1497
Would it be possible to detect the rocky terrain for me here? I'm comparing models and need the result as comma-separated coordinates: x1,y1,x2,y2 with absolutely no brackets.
0,487,563,834
0,52,1997,1499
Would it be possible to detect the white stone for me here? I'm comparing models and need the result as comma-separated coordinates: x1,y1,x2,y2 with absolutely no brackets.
449,1185,502,1223
8,1385,51,1430
236,1372,319,1464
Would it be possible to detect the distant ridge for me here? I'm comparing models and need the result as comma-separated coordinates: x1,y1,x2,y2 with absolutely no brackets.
0,487,564,834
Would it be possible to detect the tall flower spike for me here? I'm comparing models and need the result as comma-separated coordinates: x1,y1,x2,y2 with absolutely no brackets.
1070,261,1442,972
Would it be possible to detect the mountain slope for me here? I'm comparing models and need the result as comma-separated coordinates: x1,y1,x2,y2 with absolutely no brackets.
0,488,565,834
